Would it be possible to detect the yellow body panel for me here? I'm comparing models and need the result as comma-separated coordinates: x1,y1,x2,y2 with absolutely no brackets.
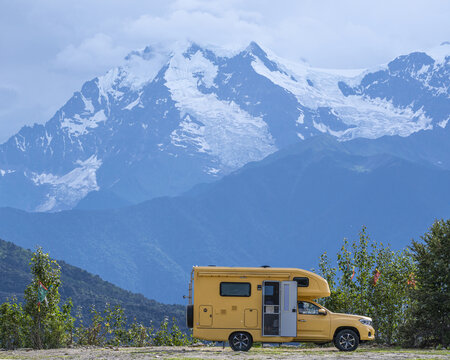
190,266,375,343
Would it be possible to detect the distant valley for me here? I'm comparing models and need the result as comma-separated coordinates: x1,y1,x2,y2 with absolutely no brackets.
1,134,449,303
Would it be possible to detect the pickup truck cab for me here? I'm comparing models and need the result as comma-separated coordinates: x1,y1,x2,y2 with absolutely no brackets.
295,300,375,350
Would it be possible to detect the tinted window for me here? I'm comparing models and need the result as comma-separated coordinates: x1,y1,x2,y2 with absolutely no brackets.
220,282,251,297
298,301,320,315
294,277,309,287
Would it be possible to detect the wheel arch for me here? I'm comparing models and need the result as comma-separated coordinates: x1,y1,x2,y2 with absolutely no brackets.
333,326,360,340
228,330,253,342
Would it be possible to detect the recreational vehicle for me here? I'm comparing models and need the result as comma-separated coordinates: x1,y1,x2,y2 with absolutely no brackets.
186,266,375,351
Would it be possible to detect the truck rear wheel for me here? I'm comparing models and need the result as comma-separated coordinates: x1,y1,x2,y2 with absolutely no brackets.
229,332,253,351
334,329,359,351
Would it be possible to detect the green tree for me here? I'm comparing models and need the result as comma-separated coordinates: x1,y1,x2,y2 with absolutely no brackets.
23,247,73,349
402,219,450,347
369,245,415,344
319,226,415,344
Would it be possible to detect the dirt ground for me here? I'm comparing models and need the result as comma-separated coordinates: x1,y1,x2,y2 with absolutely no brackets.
1,346,449,360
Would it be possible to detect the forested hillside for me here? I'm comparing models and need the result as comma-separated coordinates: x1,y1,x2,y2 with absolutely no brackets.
0,239,185,327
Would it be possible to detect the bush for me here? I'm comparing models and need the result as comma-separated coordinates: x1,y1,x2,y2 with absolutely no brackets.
0,298,28,349
74,303,128,346
73,304,193,347
152,317,191,346
127,319,151,347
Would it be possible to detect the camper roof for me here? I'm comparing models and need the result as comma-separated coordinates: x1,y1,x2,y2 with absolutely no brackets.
194,266,330,300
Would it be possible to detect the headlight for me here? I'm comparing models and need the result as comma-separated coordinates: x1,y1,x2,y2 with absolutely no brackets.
359,318,372,326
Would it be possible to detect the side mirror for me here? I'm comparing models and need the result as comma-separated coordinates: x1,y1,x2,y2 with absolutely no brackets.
318,308,327,316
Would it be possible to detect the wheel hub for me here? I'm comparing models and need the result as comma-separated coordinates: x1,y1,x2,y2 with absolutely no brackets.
339,333,355,349
232,333,249,350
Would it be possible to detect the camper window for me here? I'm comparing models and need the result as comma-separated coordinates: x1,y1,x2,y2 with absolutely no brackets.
294,277,309,287
263,282,280,305
220,282,251,297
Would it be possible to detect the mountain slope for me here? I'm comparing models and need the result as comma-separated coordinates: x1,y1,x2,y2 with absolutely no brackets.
1,135,449,303
0,238,184,326
0,42,448,211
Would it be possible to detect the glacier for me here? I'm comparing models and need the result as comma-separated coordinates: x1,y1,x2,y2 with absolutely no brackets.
0,41,448,212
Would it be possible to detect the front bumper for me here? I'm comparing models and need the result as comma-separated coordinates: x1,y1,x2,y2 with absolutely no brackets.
360,325,375,341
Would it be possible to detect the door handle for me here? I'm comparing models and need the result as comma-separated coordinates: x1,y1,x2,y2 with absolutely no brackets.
298,319,306,322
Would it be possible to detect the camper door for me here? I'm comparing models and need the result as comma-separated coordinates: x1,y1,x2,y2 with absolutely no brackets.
262,281,297,337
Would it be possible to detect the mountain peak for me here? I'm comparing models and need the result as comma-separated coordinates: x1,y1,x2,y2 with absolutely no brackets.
124,45,155,61
245,41,264,53
98,44,172,93
242,41,284,74
182,41,207,58
244,41,271,60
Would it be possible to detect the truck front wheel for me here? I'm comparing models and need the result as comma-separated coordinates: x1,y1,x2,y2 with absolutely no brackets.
334,329,359,351
229,332,253,351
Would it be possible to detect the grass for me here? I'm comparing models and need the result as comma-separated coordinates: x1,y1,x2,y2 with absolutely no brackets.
355,347,450,355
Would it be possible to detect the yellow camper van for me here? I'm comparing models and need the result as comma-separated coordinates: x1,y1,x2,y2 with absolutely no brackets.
186,266,375,351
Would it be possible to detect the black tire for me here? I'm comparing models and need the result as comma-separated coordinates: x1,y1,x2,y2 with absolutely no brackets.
229,332,253,351
334,329,359,351
186,305,193,328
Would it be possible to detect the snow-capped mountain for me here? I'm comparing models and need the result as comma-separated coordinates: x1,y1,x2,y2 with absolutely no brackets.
0,41,448,211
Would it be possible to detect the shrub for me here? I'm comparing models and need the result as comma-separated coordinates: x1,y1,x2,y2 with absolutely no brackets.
0,298,28,349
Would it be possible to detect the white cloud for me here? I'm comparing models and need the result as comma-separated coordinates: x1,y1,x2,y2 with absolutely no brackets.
50,0,450,71
0,87,18,111
122,7,268,52
54,33,128,74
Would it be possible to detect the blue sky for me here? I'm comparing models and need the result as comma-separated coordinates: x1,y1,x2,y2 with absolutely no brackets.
0,0,449,142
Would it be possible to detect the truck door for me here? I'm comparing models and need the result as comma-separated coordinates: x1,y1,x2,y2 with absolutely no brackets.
280,281,297,336
297,301,330,340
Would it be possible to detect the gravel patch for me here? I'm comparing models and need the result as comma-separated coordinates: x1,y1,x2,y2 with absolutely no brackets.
1,346,449,360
